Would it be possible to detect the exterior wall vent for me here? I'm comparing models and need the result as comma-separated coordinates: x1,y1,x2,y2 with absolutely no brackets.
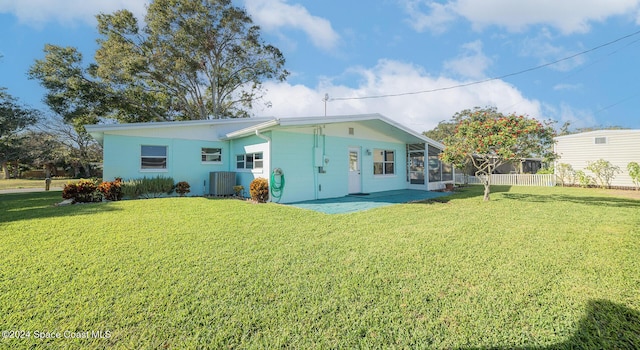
594,137,607,145
209,171,236,195
348,127,354,135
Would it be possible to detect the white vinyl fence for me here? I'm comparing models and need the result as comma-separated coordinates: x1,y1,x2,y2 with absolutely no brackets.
455,174,556,187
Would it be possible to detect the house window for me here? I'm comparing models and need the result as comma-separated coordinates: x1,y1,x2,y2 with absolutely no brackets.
141,145,167,169
236,152,263,170
201,147,222,163
373,149,395,175
594,137,607,144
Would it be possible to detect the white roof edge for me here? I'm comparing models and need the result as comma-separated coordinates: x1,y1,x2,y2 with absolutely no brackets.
223,119,280,139
84,117,275,133
85,113,444,149
555,129,640,139
223,113,444,148
374,114,445,148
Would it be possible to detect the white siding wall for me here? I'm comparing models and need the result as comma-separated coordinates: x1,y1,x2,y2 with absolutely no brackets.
555,130,640,187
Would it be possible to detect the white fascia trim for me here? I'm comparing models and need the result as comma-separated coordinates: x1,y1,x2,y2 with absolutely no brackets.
555,129,640,140
222,119,280,139
84,117,274,133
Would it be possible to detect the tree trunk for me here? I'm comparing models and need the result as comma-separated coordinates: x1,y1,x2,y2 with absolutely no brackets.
1,161,8,179
483,173,491,201
483,183,490,201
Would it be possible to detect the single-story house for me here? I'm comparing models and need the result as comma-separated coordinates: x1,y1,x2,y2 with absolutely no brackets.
86,113,453,203
554,129,640,188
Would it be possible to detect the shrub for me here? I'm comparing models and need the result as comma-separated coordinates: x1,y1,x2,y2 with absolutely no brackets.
556,163,576,187
62,179,101,203
97,178,123,201
536,167,554,175
233,185,244,197
121,178,143,199
175,181,191,196
627,162,640,191
575,170,593,188
249,178,269,203
122,176,175,199
586,159,621,189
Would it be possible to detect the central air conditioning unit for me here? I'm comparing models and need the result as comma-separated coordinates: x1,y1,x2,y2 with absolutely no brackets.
209,172,236,196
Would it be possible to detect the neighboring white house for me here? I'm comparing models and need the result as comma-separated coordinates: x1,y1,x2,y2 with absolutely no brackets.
554,129,640,188
86,114,453,203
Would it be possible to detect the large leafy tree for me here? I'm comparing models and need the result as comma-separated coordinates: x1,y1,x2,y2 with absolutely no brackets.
0,88,40,178
95,0,288,120
29,45,113,128
441,107,556,201
29,0,288,123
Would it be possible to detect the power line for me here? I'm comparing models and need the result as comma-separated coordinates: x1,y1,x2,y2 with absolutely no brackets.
329,29,640,102
593,92,640,115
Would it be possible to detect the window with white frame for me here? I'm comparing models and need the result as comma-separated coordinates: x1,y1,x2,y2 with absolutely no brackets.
141,145,167,169
236,152,263,170
201,147,222,163
373,149,395,175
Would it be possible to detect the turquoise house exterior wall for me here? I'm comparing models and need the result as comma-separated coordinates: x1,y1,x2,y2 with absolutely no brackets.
269,129,408,203
269,130,316,203
103,134,228,196
229,134,270,197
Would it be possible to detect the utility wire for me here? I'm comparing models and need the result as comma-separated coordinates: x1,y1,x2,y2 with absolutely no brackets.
330,29,640,102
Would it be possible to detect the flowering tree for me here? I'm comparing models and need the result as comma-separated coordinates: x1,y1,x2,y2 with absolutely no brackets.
441,107,557,201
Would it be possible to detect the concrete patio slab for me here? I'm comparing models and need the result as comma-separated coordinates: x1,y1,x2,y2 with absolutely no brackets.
288,189,452,214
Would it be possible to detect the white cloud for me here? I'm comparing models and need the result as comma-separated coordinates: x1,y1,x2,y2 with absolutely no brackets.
403,0,457,34
244,0,340,51
443,40,492,79
543,103,597,129
253,59,543,132
518,29,587,71
405,0,640,34
0,0,149,26
553,83,582,91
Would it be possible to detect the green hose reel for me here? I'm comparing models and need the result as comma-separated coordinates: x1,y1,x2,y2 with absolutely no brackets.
271,168,285,202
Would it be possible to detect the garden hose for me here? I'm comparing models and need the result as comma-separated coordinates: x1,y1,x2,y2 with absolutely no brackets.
270,170,285,202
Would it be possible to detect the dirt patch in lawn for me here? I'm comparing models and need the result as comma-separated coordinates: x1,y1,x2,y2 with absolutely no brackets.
606,189,640,200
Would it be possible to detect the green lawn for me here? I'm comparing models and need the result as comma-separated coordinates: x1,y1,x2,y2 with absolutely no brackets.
0,178,70,190
0,186,638,349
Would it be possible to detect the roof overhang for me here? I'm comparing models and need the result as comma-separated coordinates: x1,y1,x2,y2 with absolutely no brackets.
84,114,443,149
223,113,444,148
84,117,274,145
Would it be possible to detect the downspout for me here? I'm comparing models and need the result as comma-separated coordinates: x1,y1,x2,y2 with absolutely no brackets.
313,127,319,200
255,129,272,201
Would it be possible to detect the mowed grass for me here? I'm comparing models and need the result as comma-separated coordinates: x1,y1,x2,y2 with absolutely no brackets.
0,178,69,190
0,186,639,349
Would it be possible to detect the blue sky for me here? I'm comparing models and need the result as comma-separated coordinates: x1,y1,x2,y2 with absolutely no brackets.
1,0,639,132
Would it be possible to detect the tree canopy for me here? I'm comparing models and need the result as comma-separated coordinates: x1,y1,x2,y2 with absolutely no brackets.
29,0,288,123
0,88,41,178
28,45,111,130
95,0,288,120
440,107,556,201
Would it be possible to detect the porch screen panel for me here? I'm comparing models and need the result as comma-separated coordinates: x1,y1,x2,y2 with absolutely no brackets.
428,145,442,182
407,143,425,184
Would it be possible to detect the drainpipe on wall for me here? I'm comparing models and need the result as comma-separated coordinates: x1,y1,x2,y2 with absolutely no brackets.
255,129,272,201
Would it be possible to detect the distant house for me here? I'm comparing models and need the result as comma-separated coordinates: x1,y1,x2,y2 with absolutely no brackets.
460,157,542,176
554,129,640,188
86,114,453,203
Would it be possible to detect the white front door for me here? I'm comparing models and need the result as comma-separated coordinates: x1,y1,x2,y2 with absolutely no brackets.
348,148,361,194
